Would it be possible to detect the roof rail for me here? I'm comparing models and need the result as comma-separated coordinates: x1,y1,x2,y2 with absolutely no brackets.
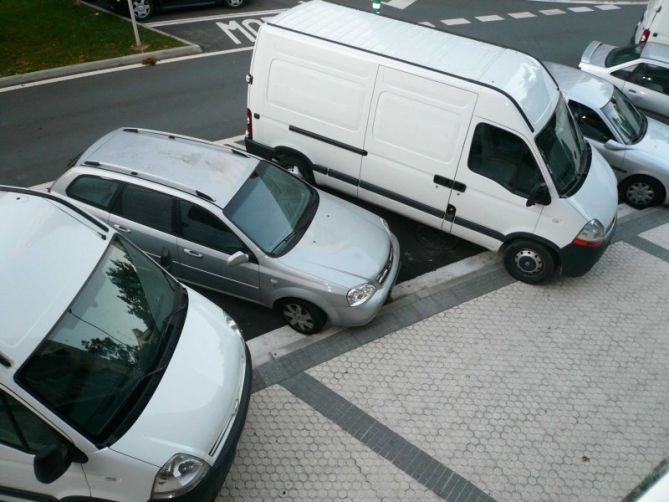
0,185,109,234
120,127,249,157
82,160,216,203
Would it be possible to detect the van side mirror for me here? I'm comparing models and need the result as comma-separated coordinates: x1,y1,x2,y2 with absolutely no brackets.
226,251,249,267
526,183,551,207
34,444,72,484
604,139,626,151
160,247,172,271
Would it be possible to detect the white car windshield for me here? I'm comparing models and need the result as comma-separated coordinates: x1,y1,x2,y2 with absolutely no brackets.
602,88,647,144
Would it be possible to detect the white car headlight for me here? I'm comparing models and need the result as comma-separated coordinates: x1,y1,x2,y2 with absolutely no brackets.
151,453,209,499
573,219,606,247
347,283,376,306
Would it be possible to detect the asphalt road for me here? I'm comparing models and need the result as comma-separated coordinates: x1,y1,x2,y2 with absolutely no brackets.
0,0,645,338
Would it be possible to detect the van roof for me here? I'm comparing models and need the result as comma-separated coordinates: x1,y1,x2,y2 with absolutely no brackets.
269,0,559,132
546,63,614,110
0,188,110,371
79,128,258,207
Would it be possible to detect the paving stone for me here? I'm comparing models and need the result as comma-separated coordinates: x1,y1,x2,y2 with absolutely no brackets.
640,222,669,251
309,242,669,501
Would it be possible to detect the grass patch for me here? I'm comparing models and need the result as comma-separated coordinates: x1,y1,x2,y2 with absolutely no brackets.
0,0,184,77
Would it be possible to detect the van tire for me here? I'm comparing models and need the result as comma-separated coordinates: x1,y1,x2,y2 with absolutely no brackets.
620,175,665,209
503,239,556,284
277,298,327,335
275,153,316,185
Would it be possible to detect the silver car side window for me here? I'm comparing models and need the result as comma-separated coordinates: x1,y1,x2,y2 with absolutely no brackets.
177,200,247,255
111,184,173,234
567,101,613,143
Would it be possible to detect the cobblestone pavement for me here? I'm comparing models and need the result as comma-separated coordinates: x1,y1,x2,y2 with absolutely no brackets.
222,208,669,501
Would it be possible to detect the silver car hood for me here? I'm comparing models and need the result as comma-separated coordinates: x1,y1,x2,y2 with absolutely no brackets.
581,41,615,67
633,117,669,162
279,191,391,287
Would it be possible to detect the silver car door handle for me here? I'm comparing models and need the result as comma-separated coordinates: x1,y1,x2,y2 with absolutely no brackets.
113,224,131,233
183,248,203,258
627,88,637,94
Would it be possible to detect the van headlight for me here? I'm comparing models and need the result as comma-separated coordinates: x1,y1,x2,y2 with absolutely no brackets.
151,453,209,499
347,283,376,306
572,219,606,247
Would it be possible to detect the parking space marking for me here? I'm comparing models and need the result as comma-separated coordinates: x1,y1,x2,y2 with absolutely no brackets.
144,8,287,27
384,0,420,9
441,17,471,25
568,6,595,12
476,14,505,22
419,21,436,27
508,11,536,18
595,4,621,9
539,8,566,15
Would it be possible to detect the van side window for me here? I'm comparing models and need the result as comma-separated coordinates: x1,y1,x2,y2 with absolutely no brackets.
177,200,247,255
568,101,613,143
0,391,63,454
66,175,121,210
468,123,543,198
112,184,174,233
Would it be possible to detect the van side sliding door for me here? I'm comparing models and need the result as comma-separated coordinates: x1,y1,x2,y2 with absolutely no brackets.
359,66,477,230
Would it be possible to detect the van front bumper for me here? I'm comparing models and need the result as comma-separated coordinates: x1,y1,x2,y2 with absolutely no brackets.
148,345,252,502
559,218,616,277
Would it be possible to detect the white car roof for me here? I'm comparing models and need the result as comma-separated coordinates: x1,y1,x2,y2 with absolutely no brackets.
79,128,258,207
546,62,614,109
642,42,669,63
0,189,110,375
270,0,559,131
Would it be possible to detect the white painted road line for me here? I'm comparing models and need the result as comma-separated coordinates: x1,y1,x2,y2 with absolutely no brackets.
568,6,595,12
441,17,470,26
384,0,420,9
476,14,505,22
595,4,621,9
539,9,566,15
145,8,286,27
419,21,436,27
509,11,537,19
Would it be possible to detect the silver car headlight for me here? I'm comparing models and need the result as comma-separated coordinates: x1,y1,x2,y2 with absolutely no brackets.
151,453,209,499
573,219,606,247
347,283,376,306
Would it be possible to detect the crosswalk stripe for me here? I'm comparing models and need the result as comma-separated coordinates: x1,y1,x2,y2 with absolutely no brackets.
539,9,566,15
476,14,505,22
595,4,621,10
508,11,537,18
441,17,470,25
568,6,595,12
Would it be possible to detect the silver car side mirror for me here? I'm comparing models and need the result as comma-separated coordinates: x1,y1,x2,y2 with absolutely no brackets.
604,139,627,151
227,251,249,267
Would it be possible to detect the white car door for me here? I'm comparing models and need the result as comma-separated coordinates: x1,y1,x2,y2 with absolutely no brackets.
0,390,90,501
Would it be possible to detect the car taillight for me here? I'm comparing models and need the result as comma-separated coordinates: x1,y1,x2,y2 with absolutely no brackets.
246,108,253,139
640,28,650,43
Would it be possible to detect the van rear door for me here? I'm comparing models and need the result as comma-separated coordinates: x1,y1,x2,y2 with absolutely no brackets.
359,66,477,230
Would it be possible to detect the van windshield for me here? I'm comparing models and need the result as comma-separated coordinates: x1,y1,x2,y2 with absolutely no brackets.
18,236,184,443
224,161,319,257
536,98,588,196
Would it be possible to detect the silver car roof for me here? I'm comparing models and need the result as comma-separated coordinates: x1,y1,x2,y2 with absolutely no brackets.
546,62,614,110
78,128,259,207
641,42,669,63
0,188,110,373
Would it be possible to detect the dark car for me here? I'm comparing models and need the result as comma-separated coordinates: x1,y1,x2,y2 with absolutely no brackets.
108,0,245,21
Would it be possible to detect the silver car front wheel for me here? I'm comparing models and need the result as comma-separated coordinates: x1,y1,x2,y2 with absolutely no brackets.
132,0,154,20
279,299,326,335
621,176,665,209
224,0,245,7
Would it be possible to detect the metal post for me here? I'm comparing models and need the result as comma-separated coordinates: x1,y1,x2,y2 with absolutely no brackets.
126,0,143,49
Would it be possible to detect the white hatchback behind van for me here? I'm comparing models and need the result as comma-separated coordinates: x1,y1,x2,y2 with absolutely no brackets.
0,186,251,502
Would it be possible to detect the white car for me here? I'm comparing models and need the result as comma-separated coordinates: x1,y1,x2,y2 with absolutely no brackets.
0,186,251,501
579,41,669,119
547,62,669,208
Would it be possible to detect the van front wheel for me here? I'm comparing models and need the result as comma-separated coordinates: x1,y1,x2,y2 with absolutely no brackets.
275,153,316,185
503,239,556,284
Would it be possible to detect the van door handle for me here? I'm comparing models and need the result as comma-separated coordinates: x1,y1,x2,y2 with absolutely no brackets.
113,224,131,233
433,175,466,193
183,248,203,258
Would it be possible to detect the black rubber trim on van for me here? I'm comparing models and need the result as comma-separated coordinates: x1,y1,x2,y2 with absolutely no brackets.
452,216,505,241
268,23,536,132
288,125,368,156
328,168,360,186
0,487,56,502
358,180,447,219
245,138,276,160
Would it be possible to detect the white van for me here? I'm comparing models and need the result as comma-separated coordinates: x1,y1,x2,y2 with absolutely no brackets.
0,186,251,501
245,1,618,284
634,0,669,45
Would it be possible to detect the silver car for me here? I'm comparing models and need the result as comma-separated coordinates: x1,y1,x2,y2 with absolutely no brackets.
547,62,669,208
51,128,400,334
579,41,669,119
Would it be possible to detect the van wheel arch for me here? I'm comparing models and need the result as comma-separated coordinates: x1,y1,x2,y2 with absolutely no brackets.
273,149,316,185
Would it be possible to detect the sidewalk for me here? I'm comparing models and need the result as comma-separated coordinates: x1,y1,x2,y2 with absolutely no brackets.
221,207,669,501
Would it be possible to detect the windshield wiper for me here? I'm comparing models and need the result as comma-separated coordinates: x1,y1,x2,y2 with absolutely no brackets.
271,191,319,256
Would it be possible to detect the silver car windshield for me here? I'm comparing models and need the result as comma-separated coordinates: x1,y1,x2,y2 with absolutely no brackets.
224,161,318,256
18,236,182,443
602,88,647,144
536,98,587,196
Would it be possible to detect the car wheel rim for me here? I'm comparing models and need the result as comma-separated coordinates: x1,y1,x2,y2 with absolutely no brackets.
283,304,314,332
626,182,654,206
227,0,243,6
514,249,543,275
133,0,150,18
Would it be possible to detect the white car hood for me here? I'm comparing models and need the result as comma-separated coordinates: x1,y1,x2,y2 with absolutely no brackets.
279,191,391,287
110,288,246,467
567,147,618,227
